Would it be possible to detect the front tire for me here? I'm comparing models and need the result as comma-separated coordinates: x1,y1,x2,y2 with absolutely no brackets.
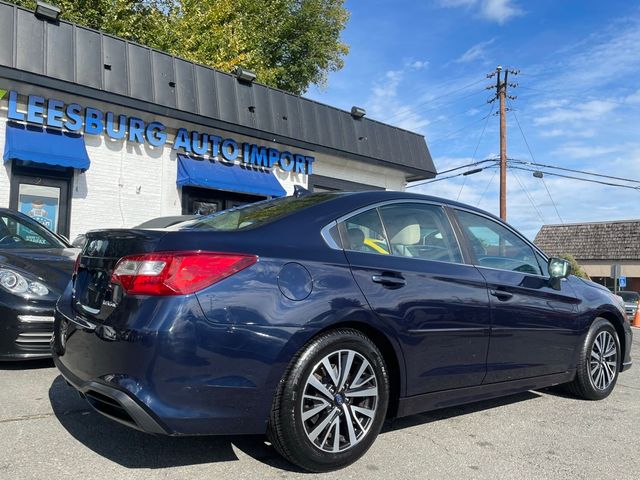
268,329,389,472
566,318,620,400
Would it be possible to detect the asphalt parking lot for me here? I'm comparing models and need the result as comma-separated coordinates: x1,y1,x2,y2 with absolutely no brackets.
1,330,638,480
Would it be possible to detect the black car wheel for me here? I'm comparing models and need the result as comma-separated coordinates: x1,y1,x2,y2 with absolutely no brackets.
566,318,620,400
268,329,389,472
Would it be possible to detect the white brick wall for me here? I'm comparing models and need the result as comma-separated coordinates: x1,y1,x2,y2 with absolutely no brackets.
0,84,406,240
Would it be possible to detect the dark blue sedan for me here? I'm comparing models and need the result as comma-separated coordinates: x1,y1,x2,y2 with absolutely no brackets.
52,191,632,472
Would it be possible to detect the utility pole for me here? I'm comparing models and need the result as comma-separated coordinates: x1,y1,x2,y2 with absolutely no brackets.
486,66,518,221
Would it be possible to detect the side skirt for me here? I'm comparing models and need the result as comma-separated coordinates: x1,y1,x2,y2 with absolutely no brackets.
396,370,576,418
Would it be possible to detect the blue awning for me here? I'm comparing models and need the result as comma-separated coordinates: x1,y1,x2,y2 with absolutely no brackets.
176,154,286,197
3,122,91,170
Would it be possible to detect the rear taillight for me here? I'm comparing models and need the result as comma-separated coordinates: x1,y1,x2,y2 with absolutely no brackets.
72,253,81,276
110,251,257,296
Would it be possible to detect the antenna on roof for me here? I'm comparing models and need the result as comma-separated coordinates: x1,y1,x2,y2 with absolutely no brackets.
293,185,311,197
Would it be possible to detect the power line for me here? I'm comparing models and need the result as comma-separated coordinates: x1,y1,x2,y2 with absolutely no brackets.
540,176,564,224
458,102,496,200
386,87,486,124
508,165,640,191
507,103,563,224
410,163,500,186
385,79,486,123
518,85,636,108
508,158,640,185
407,157,499,188
510,169,545,223
428,107,496,145
387,96,489,132
476,168,497,207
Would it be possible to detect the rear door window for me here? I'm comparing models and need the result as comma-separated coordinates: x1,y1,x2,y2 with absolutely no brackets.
378,203,462,263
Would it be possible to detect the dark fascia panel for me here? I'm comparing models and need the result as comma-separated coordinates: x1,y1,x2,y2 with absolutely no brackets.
0,2,436,179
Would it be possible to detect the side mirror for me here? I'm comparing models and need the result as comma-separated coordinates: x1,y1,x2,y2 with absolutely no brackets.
548,257,571,290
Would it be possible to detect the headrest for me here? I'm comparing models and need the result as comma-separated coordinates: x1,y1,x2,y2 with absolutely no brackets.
390,223,420,245
347,228,365,249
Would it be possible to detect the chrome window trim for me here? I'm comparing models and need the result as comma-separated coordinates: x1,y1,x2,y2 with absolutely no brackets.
320,221,341,250
325,199,468,267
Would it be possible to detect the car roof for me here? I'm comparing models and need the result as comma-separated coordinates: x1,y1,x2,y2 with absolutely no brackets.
327,190,503,222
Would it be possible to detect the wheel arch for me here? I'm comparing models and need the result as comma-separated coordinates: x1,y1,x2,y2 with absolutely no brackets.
311,320,405,419
594,310,627,369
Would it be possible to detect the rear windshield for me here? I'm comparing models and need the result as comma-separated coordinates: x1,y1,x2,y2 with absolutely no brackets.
618,291,639,302
174,193,339,231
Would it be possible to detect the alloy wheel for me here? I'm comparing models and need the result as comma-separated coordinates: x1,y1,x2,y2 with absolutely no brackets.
589,330,618,391
301,349,378,453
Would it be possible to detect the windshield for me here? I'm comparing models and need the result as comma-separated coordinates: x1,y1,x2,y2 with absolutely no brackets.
175,193,339,231
618,291,639,302
0,212,67,249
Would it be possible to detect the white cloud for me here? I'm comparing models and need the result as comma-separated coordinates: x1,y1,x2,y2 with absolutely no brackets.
552,143,624,159
367,69,431,132
533,100,617,126
437,0,524,24
480,0,524,24
406,59,430,70
538,128,596,139
625,89,640,104
455,38,495,63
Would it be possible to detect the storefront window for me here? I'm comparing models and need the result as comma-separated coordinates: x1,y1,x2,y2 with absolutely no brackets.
17,184,61,233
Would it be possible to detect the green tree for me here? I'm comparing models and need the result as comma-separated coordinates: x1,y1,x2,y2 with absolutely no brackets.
559,253,590,279
11,0,349,95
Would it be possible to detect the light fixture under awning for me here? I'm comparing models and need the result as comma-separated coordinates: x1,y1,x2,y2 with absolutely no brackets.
3,122,91,170
176,154,286,198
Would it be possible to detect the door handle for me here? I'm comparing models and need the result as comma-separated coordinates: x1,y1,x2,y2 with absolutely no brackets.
371,274,406,287
490,289,513,301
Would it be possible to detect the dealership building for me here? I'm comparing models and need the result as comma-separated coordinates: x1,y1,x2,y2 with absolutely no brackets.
0,2,435,240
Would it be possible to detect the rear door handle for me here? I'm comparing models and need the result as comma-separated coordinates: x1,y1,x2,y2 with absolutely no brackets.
490,289,513,301
372,275,406,287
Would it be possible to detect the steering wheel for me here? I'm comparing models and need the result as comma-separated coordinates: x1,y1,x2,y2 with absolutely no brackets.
0,234,25,244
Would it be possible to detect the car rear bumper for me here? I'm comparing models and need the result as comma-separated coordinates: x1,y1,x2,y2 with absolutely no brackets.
54,353,170,434
0,302,55,360
52,293,304,436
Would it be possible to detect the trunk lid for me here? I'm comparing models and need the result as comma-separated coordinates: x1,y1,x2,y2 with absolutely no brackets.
73,229,167,321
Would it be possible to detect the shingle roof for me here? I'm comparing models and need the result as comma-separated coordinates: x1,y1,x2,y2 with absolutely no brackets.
534,220,640,261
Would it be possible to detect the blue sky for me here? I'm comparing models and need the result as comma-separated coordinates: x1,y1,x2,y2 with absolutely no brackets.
306,0,640,239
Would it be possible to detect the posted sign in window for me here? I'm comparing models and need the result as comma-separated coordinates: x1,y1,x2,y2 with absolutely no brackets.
18,184,60,234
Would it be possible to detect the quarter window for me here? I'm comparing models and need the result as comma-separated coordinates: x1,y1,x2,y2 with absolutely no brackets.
378,203,462,263
340,209,390,255
456,210,542,275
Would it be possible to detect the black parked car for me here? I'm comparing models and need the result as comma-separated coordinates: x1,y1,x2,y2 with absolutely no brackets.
52,191,632,471
0,208,77,360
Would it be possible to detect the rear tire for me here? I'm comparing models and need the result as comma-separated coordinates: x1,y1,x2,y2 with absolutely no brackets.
565,318,620,400
268,329,389,472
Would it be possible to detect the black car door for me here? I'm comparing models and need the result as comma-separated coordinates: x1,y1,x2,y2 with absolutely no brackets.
453,208,580,383
339,202,491,396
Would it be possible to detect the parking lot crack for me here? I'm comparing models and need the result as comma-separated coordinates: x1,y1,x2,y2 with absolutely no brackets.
0,408,90,424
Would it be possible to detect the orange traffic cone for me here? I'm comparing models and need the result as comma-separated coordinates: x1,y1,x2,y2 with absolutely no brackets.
633,301,640,328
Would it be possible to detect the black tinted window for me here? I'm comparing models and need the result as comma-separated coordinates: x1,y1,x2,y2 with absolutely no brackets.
378,203,462,263
178,193,337,231
456,210,541,275
619,292,640,302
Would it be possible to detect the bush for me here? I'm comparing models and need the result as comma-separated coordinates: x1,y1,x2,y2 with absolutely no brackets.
559,253,590,279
